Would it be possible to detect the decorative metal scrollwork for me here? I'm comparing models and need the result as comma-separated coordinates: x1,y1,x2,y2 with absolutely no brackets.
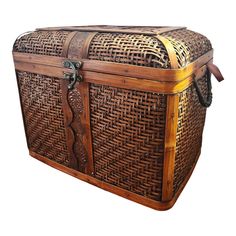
63,60,83,90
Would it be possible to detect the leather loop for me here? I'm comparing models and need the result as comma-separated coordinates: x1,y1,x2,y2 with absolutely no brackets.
207,62,224,82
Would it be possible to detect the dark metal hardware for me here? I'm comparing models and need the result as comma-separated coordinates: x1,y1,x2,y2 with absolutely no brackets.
63,60,83,90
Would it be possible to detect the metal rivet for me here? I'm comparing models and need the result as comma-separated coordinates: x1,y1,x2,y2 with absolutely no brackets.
63,61,70,68
75,62,82,68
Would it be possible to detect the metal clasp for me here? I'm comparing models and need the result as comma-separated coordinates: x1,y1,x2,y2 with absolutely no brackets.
63,60,83,90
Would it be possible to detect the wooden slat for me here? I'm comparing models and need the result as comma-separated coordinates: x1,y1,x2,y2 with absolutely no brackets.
15,72,30,149
13,52,65,68
162,95,179,201
36,26,185,35
14,61,69,78
29,147,201,210
14,59,208,94
60,80,79,169
156,27,186,34
77,82,94,175
30,151,174,210
156,35,179,69
64,32,97,174
82,66,207,94
160,33,184,201
12,50,213,82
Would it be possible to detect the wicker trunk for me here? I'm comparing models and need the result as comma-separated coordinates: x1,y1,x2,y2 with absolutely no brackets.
13,26,223,210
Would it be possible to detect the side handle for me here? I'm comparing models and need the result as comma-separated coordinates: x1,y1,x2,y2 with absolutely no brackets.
193,63,224,108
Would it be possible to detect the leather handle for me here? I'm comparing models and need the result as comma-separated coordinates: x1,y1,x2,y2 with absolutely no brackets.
207,62,224,82
193,63,224,108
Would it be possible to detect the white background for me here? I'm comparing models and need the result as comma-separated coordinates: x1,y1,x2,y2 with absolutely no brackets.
0,0,235,235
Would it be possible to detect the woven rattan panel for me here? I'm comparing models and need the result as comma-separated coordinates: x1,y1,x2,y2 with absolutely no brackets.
17,72,70,166
162,29,212,67
14,31,70,56
174,76,207,193
88,33,171,68
90,84,167,200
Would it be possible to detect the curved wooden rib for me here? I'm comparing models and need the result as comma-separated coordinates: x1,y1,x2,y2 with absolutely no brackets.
156,35,179,69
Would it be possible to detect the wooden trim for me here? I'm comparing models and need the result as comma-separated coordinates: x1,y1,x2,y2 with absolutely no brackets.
163,149,202,204
63,32,96,174
14,63,207,94
29,149,201,210
15,71,30,149
61,31,78,57
12,50,213,82
61,32,82,169
13,61,208,95
156,27,186,34
162,95,179,201
13,61,71,78
36,26,186,35
83,64,207,94
77,82,94,175
160,33,181,201
60,80,79,169
29,151,172,210
13,52,66,68
81,58,206,81
60,81,94,173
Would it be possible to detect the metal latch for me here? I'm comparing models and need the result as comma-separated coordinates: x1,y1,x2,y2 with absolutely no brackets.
63,60,83,90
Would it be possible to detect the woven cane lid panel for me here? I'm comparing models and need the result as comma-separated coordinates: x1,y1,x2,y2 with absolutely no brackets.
13,27,212,69
88,33,171,68
162,29,212,67
14,31,70,56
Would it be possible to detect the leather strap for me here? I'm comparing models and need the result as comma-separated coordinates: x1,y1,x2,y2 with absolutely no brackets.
207,62,224,82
